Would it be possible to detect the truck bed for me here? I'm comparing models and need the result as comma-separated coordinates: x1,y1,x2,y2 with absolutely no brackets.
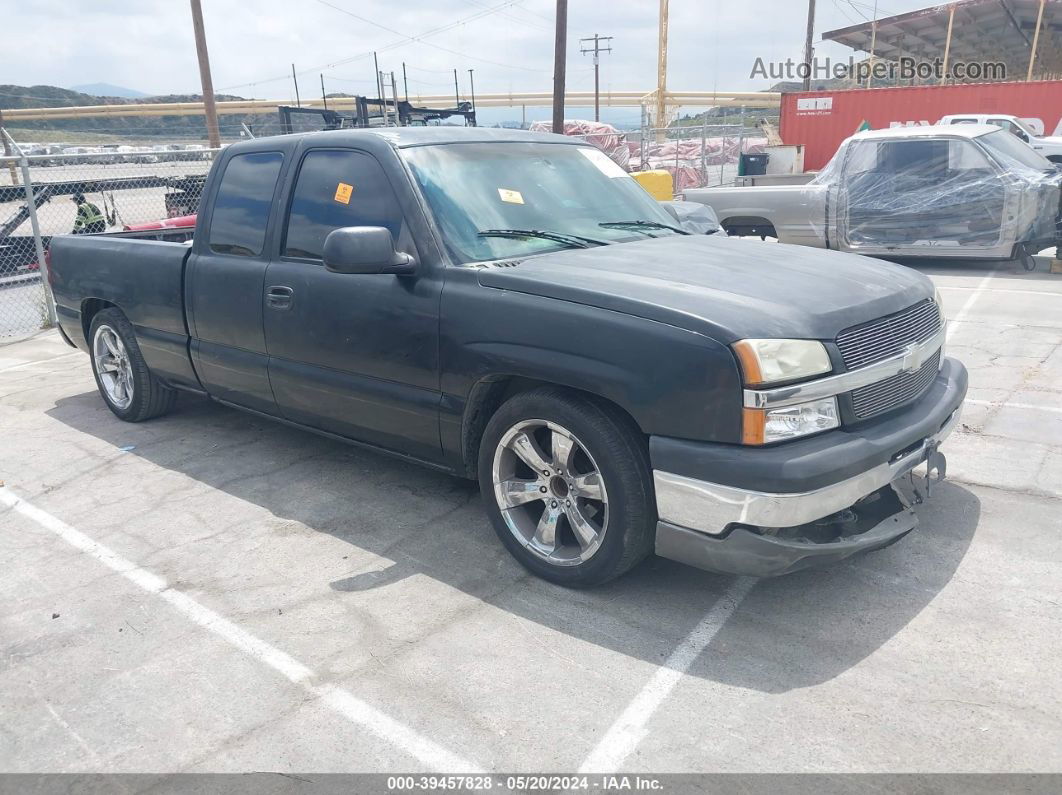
49,234,198,389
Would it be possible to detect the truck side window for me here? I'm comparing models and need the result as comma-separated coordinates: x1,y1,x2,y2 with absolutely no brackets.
208,152,284,257
283,150,405,260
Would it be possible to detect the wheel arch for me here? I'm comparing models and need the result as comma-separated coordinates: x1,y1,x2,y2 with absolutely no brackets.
459,374,645,479
720,215,777,238
81,298,120,345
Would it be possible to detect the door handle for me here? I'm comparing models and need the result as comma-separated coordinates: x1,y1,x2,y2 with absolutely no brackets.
266,285,294,310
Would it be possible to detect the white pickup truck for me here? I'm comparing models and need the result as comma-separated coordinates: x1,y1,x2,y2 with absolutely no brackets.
683,125,1060,267
939,114,1062,163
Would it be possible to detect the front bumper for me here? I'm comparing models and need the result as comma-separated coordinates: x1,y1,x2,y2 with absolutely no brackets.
652,356,967,577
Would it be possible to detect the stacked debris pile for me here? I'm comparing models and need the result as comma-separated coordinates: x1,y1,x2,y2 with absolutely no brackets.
629,137,768,192
529,119,767,191
528,120,631,170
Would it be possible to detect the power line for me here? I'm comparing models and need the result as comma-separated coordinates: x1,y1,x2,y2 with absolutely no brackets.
215,0,546,91
463,0,553,32
831,0,860,25
314,0,549,73
504,0,552,23
406,64,462,74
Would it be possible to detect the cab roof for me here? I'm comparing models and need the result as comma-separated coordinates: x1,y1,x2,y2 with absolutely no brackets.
850,124,999,141
284,126,577,149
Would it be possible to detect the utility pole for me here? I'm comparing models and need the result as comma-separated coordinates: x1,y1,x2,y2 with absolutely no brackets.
468,69,477,124
802,0,816,91
320,74,328,110
867,0,879,87
189,0,220,148
291,64,301,107
453,68,461,109
0,109,19,185
580,34,613,122
655,0,669,140
402,62,409,102
553,0,568,134
390,72,400,126
373,52,388,124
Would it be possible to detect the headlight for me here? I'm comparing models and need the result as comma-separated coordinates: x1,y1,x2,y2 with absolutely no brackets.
743,397,840,445
732,339,832,386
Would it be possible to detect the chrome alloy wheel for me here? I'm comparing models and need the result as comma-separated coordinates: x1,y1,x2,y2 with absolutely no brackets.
491,419,609,566
93,324,134,410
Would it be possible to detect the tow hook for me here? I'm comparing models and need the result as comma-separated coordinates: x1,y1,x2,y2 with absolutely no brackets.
925,443,947,497
904,443,947,504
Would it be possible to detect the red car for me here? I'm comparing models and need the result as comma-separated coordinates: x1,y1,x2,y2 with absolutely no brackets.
122,214,197,232
26,214,197,273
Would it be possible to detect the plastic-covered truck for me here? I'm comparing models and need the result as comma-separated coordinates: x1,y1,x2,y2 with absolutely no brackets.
682,125,1061,269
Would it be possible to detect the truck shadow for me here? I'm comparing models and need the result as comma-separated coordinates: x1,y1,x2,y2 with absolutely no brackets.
47,392,979,693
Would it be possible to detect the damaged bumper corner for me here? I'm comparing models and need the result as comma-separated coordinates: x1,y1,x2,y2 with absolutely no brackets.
651,358,966,577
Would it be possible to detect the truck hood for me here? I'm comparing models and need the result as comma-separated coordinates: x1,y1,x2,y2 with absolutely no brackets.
476,235,932,342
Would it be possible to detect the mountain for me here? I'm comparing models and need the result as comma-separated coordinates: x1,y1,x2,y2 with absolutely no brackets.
1,84,259,141
69,82,148,98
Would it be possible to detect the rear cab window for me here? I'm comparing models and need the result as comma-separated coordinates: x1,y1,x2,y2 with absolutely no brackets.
208,151,284,257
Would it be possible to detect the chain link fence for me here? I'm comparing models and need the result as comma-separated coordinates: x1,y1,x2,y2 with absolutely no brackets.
1,135,216,342
528,115,769,196
0,115,776,341
630,124,769,193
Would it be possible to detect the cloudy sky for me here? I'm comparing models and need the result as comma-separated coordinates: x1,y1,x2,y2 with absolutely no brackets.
8,0,940,112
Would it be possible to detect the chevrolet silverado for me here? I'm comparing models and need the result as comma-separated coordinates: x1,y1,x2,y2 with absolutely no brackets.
48,128,967,586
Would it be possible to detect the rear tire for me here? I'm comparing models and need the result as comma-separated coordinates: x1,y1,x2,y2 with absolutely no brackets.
478,387,655,587
89,308,177,422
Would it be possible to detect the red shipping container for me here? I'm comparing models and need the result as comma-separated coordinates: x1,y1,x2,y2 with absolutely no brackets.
780,80,1062,170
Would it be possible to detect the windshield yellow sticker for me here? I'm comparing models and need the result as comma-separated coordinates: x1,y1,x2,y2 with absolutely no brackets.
334,182,354,204
497,188,525,204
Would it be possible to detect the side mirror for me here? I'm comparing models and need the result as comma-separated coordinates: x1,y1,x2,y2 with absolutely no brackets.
323,226,416,275
660,200,721,235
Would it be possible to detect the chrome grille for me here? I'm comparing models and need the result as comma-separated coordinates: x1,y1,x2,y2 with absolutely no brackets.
836,299,942,370
851,350,941,420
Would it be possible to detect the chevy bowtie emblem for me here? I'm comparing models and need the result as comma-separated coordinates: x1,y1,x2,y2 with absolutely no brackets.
900,343,921,373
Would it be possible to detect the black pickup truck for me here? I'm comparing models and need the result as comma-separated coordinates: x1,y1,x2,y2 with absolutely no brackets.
48,128,967,586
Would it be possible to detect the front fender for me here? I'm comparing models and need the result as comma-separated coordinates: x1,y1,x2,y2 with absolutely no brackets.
439,269,744,469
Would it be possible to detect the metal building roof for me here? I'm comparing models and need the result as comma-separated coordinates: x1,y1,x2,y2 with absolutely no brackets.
822,0,1062,81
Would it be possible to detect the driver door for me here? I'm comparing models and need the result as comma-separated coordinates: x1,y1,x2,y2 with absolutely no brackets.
263,147,443,461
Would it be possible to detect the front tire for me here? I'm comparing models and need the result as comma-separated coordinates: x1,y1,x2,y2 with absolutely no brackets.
89,308,177,422
478,387,655,587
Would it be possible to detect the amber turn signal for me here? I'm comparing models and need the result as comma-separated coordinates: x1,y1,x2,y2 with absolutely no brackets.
732,340,765,386
741,408,767,446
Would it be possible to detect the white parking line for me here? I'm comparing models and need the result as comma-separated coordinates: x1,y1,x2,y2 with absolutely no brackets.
0,351,81,374
966,399,1062,415
944,270,996,345
939,285,1062,299
0,486,483,773
578,577,757,773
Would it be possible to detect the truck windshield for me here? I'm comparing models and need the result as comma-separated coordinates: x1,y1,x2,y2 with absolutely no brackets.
400,142,682,263
978,129,1053,171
